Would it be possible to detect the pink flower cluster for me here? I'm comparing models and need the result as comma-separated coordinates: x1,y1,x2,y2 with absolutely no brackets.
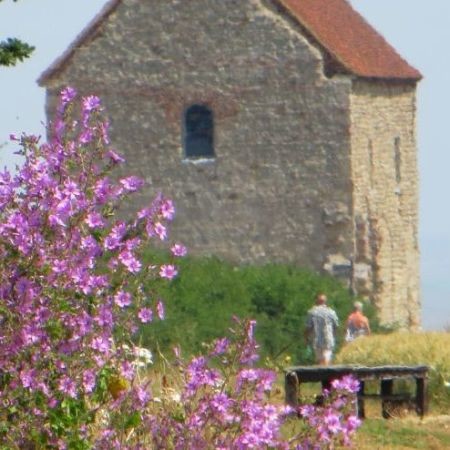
139,317,361,449
145,317,293,449
0,87,182,447
296,375,362,447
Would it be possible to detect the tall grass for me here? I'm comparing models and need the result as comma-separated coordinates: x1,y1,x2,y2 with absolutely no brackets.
336,332,450,411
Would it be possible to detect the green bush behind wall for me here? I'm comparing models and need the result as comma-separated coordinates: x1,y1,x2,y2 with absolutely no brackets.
139,253,378,364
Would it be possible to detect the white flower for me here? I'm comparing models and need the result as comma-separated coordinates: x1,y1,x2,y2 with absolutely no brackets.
134,346,153,365
121,344,153,367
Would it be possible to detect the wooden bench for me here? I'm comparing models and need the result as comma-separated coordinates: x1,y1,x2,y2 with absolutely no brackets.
284,365,429,419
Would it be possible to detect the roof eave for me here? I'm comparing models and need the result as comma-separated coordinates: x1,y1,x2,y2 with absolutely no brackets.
275,0,422,82
37,0,122,86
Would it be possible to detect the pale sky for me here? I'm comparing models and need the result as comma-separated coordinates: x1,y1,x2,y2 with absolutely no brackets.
0,0,449,329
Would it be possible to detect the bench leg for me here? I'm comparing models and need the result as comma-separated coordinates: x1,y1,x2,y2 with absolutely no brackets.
321,379,332,392
416,377,428,417
285,372,299,407
357,381,366,419
381,379,394,418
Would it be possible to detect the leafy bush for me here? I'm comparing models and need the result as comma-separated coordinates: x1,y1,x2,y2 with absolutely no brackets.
335,332,450,411
139,254,378,364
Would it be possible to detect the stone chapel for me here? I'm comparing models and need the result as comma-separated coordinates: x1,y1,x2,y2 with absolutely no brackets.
38,0,422,327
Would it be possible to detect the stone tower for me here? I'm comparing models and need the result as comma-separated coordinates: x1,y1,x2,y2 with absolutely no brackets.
38,0,422,327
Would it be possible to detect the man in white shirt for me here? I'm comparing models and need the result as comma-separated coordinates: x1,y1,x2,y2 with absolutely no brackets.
305,293,339,365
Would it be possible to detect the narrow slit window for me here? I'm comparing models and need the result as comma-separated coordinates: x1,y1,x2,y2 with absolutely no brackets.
184,104,214,159
368,139,374,188
394,137,401,183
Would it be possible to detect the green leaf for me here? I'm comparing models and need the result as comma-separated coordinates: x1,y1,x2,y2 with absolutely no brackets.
124,411,142,429
0,37,34,67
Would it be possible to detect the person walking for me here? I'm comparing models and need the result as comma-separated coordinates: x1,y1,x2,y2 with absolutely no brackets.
345,301,371,342
305,293,339,365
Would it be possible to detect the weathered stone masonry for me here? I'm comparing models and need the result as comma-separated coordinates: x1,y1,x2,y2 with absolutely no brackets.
350,81,420,327
39,0,422,327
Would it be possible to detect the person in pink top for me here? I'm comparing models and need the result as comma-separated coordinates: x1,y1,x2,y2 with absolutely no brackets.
345,301,371,342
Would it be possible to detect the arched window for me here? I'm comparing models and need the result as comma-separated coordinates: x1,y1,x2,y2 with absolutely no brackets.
184,104,214,159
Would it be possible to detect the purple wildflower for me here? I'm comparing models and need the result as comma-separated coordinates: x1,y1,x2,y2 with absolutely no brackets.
160,199,175,220
345,414,362,433
119,176,144,192
331,375,360,394
107,149,125,164
323,410,342,435
82,95,101,113
114,290,132,308
118,250,142,273
171,243,187,257
136,385,151,406
121,361,135,380
212,337,230,356
90,335,112,354
85,212,104,228
138,308,153,323
80,128,94,144
154,222,167,240
156,300,165,320
20,369,37,389
60,86,77,104
82,370,96,393
159,264,177,280
58,375,77,399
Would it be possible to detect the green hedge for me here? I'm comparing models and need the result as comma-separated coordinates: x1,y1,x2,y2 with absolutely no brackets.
139,254,378,364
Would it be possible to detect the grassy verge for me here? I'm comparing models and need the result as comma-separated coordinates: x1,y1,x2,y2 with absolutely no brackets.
276,372,450,449
351,414,450,449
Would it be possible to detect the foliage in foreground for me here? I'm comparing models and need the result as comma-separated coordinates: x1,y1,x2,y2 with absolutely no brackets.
0,87,179,447
139,254,378,364
143,317,362,449
0,88,360,448
336,332,450,411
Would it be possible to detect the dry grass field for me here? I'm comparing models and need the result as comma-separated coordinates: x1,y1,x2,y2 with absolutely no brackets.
335,332,450,448
279,332,450,448
335,332,450,413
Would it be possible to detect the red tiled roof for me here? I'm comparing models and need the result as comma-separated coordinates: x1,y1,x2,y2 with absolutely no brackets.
277,0,422,80
39,0,421,85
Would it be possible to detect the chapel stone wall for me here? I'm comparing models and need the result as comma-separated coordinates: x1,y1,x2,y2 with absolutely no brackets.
42,0,355,275
349,80,420,327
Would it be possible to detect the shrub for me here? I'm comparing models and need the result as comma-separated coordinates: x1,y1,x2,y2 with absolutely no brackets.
139,255,378,364
335,332,450,411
